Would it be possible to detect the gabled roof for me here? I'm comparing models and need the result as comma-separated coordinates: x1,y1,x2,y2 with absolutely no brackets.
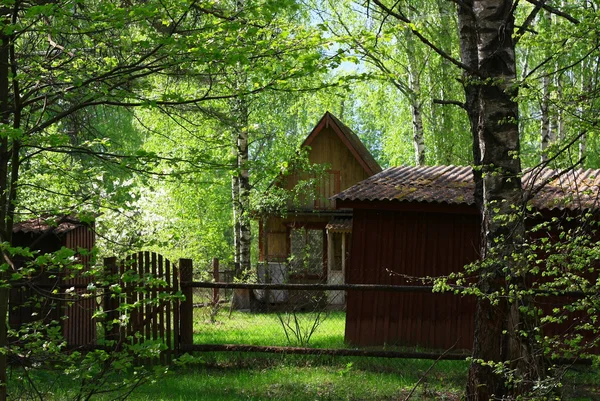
333,165,600,212
303,112,382,176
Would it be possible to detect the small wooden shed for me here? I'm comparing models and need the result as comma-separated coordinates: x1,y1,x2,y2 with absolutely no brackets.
11,216,97,347
332,165,600,350
258,112,381,306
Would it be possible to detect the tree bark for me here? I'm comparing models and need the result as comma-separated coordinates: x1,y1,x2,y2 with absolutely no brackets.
578,53,589,163
540,72,551,161
463,1,543,399
231,158,241,267
540,58,551,161
235,97,251,276
405,29,426,166
431,0,453,165
0,8,11,399
540,10,554,162
457,0,483,208
230,95,253,310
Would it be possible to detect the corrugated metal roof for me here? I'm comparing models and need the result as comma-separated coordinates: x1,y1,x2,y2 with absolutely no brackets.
13,216,85,235
332,165,600,211
326,217,353,232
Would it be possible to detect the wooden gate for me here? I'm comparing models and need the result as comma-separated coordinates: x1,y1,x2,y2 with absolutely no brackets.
104,252,193,362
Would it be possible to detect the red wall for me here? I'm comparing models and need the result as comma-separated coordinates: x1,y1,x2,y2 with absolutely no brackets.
345,207,481,351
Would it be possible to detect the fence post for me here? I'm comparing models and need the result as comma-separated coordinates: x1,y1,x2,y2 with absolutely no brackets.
179,258,193,351
103,257,119,343
212,258,219,305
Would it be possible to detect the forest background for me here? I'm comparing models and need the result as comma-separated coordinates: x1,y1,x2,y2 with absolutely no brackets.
23,0,594,269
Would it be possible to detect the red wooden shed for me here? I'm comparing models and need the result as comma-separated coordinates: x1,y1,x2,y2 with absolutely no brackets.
333,165,600,351
11,215,97,347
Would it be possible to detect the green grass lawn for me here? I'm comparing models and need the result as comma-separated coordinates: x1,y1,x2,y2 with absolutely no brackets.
130,355,468,401
10,356,600,401
193,308,346,348
9,308,599,400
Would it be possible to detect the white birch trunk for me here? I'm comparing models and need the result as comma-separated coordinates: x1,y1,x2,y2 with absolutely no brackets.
540,11,553,162
405,29,426,166
556,75,564,142
231,151,241,267
230,95,253,310
431,0,453,164
579,52,589,162
579,132,586,161
466,1,543,399
540,73,551,161
236,98,251,276
550,73,559,144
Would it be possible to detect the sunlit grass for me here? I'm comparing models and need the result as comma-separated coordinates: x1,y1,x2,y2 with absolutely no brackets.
130,356,469,401
10,308,599,400
193,308,346,348
11,360,600,401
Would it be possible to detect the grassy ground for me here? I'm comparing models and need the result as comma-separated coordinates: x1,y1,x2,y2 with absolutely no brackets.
130,355,467,401
193,308,346,348
10,308,599,400
9,357,600,401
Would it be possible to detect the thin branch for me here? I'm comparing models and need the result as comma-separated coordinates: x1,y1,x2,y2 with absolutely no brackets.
525,0,580,24
514,0,545,44
523,130,589,203
433,98,466,109
403,338,459,401
371,0,478,75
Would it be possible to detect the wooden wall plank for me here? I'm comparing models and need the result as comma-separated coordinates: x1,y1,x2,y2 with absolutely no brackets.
345,207,480,351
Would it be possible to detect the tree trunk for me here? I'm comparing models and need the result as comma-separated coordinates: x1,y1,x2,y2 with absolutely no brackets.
463,1,543,399
235,97,251,276
405,29,426,166
0,12,11,400
230,95,253,310
231,161,241,267
409,91,425,166
540,10,553,162
555,75,563,143
541,74,551,161
432,0,453,165
540,73,551,161
457,0,483,207
578,55,589,163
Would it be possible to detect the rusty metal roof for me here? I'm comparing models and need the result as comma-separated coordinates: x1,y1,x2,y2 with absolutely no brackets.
13,216,86,235
326,217,353,233
332,165,600,211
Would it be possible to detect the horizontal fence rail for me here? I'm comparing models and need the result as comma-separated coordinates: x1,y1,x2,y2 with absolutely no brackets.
187,274,597,361
183,282,442,292
182,281,589,297
180,344,469,360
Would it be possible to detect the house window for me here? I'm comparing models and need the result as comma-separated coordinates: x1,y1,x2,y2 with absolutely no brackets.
289,227,325,277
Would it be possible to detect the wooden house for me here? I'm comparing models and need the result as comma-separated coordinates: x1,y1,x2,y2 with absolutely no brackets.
11,216,96,347
332,165,600,350
258,112,381,306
